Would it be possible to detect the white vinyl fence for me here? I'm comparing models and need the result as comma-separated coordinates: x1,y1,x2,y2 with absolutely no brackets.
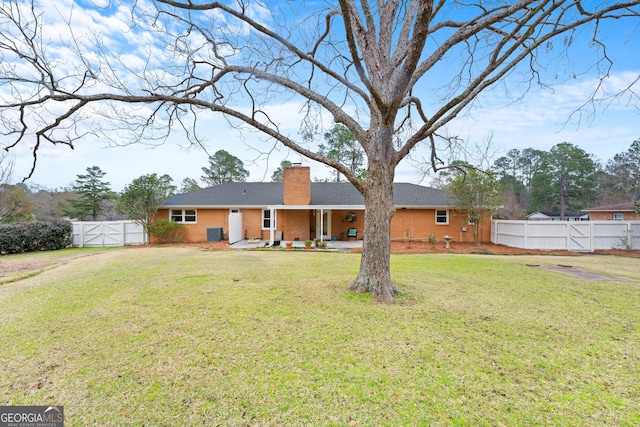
491,220,640,252
72,221,147,247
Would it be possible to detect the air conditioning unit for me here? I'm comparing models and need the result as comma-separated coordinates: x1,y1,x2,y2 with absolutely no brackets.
207,227,224,242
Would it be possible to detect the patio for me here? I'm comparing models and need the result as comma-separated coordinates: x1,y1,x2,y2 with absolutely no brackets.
229,239,363,250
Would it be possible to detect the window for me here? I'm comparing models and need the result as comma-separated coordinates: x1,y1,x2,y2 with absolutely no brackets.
170,209,196,223
613,213,624,221
262,209,272,229
435,209,448,224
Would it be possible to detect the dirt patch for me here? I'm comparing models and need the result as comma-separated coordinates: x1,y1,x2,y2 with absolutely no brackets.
171,240,579,256
0,250,105,282
158,240,640,257
387,241,577,256
527,264,637,282
593,248,640,258
0,258,56,277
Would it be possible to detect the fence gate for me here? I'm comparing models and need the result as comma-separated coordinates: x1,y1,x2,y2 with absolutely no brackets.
73,221,146,247
81,223,109,247
567,223,591,251
103,222,125,246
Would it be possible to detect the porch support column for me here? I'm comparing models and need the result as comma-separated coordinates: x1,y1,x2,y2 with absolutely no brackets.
269,207,276,244
320,208,324,241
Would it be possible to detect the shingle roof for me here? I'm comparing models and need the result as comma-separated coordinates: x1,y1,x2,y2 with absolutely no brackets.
584,201,639,211
527,211,588,218
161,182,451,208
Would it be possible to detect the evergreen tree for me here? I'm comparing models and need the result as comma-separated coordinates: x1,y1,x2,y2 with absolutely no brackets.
528,143,599,217
179,178,201,193
271,160,293,182
601,139,640,203
66,166,113,220
201,150,249,186
318,124,366,182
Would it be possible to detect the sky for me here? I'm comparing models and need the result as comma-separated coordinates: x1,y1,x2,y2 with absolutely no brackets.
2,0,639,192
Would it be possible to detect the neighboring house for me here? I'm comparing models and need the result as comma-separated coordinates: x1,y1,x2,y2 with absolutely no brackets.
156,165,490,244
584,201,640,221
526,211,589,221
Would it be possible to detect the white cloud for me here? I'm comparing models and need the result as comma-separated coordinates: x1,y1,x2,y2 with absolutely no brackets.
3,0,639,192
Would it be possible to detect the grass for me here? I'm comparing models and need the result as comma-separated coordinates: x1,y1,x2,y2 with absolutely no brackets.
0,247,115,284
0,247,639,426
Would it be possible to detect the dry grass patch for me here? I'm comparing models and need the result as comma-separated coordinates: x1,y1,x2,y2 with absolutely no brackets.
0,247,638,426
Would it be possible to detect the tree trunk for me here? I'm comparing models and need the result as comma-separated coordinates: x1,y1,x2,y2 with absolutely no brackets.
559,174,567,220
348,161,398,302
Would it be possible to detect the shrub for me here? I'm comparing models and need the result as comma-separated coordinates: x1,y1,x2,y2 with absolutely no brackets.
147,219,184,244
427,233,437,245
0,220,73,254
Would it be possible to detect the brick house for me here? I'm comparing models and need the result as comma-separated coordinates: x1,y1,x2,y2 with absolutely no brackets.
526,211,589,221
584,201,640,221
156,165,490,244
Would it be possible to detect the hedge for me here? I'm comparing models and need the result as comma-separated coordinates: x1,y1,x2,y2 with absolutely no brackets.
0,220,73,254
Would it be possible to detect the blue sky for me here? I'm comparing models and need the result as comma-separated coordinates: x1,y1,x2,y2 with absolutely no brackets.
3,0,639,191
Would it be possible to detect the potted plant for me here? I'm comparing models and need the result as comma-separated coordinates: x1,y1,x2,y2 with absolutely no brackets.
304,240,312,250
285,241,293,250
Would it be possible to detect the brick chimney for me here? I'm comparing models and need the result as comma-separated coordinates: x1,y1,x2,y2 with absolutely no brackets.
283,164,310,205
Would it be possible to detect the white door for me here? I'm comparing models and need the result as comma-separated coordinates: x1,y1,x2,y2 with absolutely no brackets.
228,212,243,243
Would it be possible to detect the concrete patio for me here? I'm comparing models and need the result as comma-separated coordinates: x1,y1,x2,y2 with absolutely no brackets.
229,239,363,251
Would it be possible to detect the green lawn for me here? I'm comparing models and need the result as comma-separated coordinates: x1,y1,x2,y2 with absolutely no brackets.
0,247,638,426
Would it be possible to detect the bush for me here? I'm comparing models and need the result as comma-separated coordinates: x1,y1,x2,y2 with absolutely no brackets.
0,220,73,254
427,233,437,245
147,219,184,244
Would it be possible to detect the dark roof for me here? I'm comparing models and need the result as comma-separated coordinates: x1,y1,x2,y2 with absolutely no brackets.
584,201,639,211
161,182,451,208
528,211,588,218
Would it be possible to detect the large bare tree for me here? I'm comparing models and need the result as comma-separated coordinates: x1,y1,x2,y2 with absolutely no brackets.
1,0,639,301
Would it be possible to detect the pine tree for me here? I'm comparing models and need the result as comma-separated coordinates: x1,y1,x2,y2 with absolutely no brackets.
66,166,113,220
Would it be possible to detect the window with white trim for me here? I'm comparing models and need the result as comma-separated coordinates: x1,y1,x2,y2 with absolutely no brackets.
262,209,272,229
435,209,449,224
170,209,196,223
613,213,624,221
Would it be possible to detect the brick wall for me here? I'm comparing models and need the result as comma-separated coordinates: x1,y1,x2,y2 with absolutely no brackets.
276,210,312,241
242,209,263,240
154,208,264,242
588,211,640,221
390,208,491,243
283,166,310,205
154,208,228,243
